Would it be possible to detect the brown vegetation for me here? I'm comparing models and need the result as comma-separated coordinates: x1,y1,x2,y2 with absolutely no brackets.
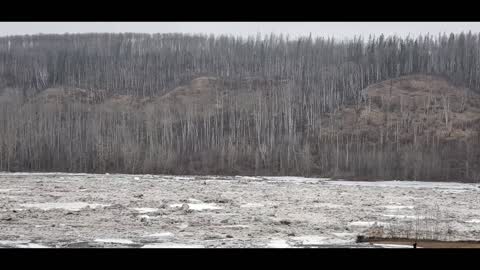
363,238,480,248
1,74,479,181
1,33,480,181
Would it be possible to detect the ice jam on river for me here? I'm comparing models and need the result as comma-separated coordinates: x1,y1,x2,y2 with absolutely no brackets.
0,173,478,248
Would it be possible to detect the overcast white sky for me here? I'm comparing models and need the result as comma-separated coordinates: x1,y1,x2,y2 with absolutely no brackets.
1,22,479,39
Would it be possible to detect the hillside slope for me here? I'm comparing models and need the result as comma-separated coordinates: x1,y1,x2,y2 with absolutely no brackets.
322,75,480,181
1,75,479,181
331,75,480,140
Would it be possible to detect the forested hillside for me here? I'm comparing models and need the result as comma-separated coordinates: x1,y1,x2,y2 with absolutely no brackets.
0,33,479,181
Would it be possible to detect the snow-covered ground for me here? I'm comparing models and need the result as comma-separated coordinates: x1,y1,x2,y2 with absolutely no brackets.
0,173,478,248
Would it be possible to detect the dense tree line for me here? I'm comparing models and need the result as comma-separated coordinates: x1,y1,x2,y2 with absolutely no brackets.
2,32,480,100
0,32,479,181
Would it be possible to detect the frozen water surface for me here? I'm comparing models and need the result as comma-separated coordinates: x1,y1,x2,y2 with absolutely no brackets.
382,214,421,219
0,240,30,246
170,203,222,211
142,243,204,248
0,173,478,248
219,225,250,229
20,202,110,211
384,205,415,210
327,180,478,191
94,239,134,244
17,243,50,248
145,232,174,238
373,243,414,248
240,203,264,208
331,232,357,238
132,207,159,213
349,221,389,227
267,239,291,248
314,203,343,208
465,219,480,223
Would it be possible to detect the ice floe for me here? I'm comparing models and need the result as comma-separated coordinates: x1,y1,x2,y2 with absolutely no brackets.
384,205,415,210
331,232,357,238
170,203,222,211
94,238,134,244
326,180,478,192
177,223,189,229
373,243,414,248
17,243,50,248
0,240,49,248
219,225,250,229
314,203,343,208
138,214,153,220
465,219,480,223
240,203,264,208
291,235,354,245
20,202,110,211
266,239,291,248
264,176,328,183
0,240,30,246
145,232,174,238
382,214,420,219
349,221,389,227
142,242,203,248
132,207,159,213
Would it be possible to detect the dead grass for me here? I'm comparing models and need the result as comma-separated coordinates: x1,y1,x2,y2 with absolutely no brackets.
330,74,480,141
367,238,480,248
356,204,480,248
364,204,456,241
